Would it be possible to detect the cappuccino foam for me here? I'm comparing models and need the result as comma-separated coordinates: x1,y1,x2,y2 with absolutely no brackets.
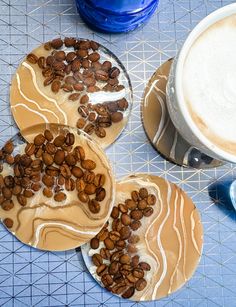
183,14,236,155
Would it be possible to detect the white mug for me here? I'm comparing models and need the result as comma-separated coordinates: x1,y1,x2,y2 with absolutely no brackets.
166,3,236,163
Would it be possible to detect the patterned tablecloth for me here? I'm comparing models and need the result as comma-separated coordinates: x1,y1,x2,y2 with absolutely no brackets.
0,0,236,306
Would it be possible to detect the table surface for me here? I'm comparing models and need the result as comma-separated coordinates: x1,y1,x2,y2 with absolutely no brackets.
0,0,236,306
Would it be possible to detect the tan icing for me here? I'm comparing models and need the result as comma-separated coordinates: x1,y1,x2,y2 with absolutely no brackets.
87,174,203,301
10,44,130,149
0,124,115,251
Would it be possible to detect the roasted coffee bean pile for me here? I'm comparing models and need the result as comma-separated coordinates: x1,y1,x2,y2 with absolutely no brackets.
90,187,156,299
26,38,129,139
0,130,107,229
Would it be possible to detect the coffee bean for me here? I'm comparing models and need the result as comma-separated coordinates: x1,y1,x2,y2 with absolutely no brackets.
26,53,38,64
73,83,84,92
79,40,91,49
31,182,41,191
86,84,99,93
3,218,13,228
5,155,14,165
34,134,45,146
118,203,128,213
88,52,100,62
78,191,89,203
51,80,61,93
88,199,100,213
120,254,131,265
116,240,126,250
4,175,14,188
138,199,147,210
17,194,27,206
108,261,119,275
127,244,137,254
30,158,42,170
111,206,119,219
131,190,139,202
1,200,14,211
25,143,36,156
95,70,109,81
42,152,54,166
42,174,54,187
128,235,140,244
44,41,51,50
60,164,71,178
139,188,148,199
135,278,147,291
139,262,151,271
35,147,43,158
76,178,85,192
84,123,95,135
43,187,53,198
132,255,140,268
100,248,110,260
71,59,81,72
61,83,73,92
23,189,34,198
126,273,138,284
105,101,119,113
65,178,75,191
107,77,119,86
54,149,65,165
76,118,86,129
81,159,96,170
112,219,122,232
130,209,143,221
120,226,131,240
54,192,66,202
121,213,131,226
51,38,63,49
64,64,72,75
55,50,66,61
101,274,113,287
43,75,54,86
102,61,112,72
21,176,31,188
95,187,106,201
110,250,123,262
143,207,154,217
122,286,134,299
147,194,156,206
65,153,76,166
125,199,137,210
64,37,76,47
133,268,144,279
78,105,89,118
97,116,111,128
83,171,95,183
84,183,96,195
92,253,103,266
46,55,55,66
130,220,141,231
96,264,107,276
71,166,83,178
111,112,123,123
54,135,65,147
109,231,120,242
96,228,109,241
104,238,115,250
77,49,88,58
88,112,96,122
12,185,22,195
45,143,56,155
90,237,99,249
118,98,129,111
3,141,14,154
90,40,100,50
52,61,65,71
109,67,120,79
94,174,105,187
2,187,12,199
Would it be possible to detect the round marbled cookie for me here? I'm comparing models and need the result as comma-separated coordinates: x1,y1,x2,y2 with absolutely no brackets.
82,174,203,301
141,59,222,168
0,123,115,251
10,38,132,149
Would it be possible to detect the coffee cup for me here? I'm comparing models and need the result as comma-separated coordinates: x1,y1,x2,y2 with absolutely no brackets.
166,4,236,163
